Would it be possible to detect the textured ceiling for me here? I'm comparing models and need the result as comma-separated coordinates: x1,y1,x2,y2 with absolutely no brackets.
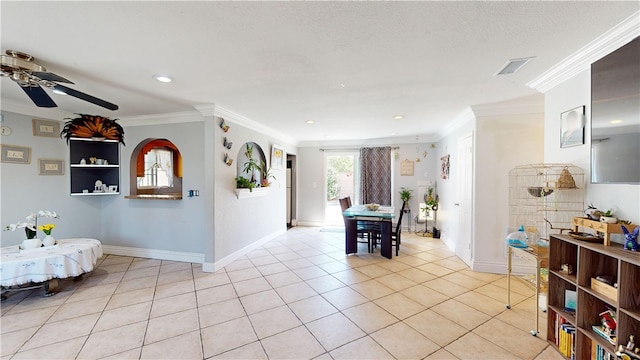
1,1,638,145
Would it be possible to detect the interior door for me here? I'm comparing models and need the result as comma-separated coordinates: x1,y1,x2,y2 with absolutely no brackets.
456,133,473,265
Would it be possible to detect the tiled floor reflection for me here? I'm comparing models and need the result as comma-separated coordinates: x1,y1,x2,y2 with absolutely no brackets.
1,227,563,359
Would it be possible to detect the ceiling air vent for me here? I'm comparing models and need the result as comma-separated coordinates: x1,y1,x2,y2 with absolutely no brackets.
496,57,534,75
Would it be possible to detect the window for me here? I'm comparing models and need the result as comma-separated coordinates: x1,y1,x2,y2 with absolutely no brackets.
138,149,173,188
128,138,183,199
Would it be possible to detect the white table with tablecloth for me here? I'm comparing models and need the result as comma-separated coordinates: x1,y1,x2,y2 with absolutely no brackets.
1,238,103,295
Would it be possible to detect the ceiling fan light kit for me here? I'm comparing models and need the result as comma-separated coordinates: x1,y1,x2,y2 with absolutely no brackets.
1,50,119,110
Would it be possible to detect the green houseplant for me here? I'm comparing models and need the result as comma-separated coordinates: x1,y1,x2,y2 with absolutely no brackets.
260,160,276,187
426,187,438,211
237,144,261,191
400,187,412,205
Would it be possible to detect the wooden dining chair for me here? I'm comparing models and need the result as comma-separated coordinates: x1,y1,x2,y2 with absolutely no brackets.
391,202,405,256
339,196,376,252
370,201,404,256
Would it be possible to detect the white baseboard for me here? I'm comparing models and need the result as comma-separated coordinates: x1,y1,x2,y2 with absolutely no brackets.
296,220,325,227
472,260,537,275
203,228,287,273
102,245,205,264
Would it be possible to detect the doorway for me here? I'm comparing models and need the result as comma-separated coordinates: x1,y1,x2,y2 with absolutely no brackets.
456,133,474,265
324,152,359,226
286,154,297,229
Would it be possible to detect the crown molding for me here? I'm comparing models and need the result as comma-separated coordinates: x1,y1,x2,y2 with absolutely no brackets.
435,107,475,140
0,99,73,121
118,111,203,127
193,104,216,116
527,11,640,93
214,105,298,146
471,94,544,117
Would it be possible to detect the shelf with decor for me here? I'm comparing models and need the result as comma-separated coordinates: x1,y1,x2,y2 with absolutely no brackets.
572,217,638,246
547,234,640,359
69,138,120,196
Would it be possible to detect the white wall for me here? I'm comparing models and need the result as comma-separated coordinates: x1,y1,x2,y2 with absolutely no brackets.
472,109,544,272
544,69,639,228
1,111,103,245
212,116,292,267
100,121,207,254
435,118,474,250
435,95,545,273
295,143,437,226
1,110,295,271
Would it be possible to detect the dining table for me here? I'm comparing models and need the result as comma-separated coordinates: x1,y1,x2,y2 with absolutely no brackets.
343,205,395,259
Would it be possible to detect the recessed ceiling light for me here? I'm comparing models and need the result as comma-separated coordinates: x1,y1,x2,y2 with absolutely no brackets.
306,120,315,124
394,115,404,120
52,89,67,95
154,75,173,83
610,120,624,124
340,83,346,88
391,132,398,136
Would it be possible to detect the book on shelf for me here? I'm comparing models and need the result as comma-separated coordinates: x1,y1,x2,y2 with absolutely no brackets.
565,289,577,311
591,325,617,346
559,323,576,358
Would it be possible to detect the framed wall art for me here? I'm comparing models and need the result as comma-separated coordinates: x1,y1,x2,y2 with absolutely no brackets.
440,154,450,179
560,106,585,148
38,158,65,175
401,159,414,176
271,145,284,170
1,144,31,164
33,119,60,138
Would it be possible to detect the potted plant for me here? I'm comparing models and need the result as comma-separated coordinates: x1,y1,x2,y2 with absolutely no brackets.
600,209,618,224
260,160,276,187
235,176,256,192
240,144,260,190
426,187,438,211
399,187,412,206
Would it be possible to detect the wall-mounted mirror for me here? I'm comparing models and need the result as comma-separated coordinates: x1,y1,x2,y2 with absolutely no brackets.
590,36,640,184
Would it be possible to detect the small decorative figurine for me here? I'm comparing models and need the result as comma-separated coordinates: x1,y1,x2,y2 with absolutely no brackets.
219,118,230,132
621,225,639,251
560,264,573,275
223,153,233,166
627,335,636,351
223,137,233,150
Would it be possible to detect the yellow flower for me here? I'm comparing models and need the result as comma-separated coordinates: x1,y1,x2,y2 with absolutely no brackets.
38,223,56,235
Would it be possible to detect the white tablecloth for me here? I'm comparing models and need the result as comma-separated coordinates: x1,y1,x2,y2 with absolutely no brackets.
0,238,103,287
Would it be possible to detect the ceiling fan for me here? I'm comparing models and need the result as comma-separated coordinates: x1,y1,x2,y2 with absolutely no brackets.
1,50,118,111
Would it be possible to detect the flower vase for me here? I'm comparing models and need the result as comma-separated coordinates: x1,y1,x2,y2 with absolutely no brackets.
42,235,56,246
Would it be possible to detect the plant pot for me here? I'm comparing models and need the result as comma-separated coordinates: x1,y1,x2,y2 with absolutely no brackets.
600,216,618,224
21,238,42,249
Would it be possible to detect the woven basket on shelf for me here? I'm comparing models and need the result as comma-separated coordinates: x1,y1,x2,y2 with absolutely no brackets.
557,168,576,188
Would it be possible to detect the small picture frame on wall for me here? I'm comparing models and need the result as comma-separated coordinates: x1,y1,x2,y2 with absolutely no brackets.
1,144,31,164
560,106,585,148
32,119,60,138
271,145,284,170
38,158,65,175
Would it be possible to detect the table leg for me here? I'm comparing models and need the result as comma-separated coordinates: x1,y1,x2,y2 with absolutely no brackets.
380,220,392,259
44,279,58,296
345,217,358,254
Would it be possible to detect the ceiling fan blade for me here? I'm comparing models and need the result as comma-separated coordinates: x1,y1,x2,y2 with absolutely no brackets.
31,71,74,84
53,84,118,111
19,84,57,107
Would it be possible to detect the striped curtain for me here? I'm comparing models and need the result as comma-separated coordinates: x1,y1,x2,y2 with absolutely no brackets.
360,147,392,205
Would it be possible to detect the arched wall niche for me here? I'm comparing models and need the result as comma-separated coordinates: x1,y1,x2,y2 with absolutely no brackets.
236,142,267,187
127,138,183,199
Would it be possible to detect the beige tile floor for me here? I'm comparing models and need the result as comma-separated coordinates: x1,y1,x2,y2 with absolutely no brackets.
1,227,566,359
